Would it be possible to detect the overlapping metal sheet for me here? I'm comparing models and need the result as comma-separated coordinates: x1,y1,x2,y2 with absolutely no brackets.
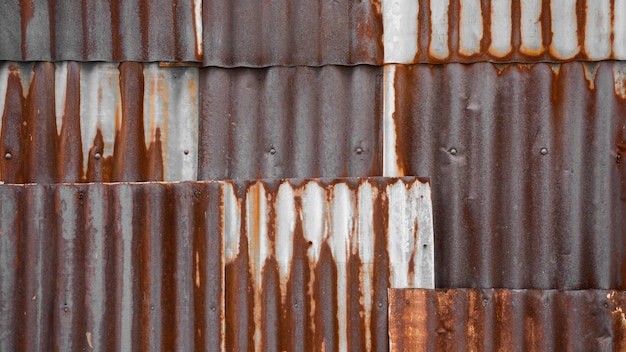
0,0,202,62
202,0,383,67
198,65,383,180
388,288,626,351
384,0,626,64
0,61,199,183
0,177,434,351
385,61,626,289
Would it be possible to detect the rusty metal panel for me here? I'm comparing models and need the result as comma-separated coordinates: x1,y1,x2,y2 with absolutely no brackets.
0,182,223,351
198,65,383,180
0,0,202,62
385,61,626,289
388,288,626,351
223,177,433,352
383,0,626,64
0,61,199,183
0,177,434,351
202,0,383,67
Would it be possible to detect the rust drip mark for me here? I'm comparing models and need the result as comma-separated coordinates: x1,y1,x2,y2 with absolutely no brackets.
47,0,56,59
109,0,122,61
57,62,83,182
614,64,626,99
1,68,25,183
20,0,34,59
86,129,114,182
582,62,600,90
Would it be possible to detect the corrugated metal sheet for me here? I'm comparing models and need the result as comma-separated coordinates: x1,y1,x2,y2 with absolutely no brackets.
385,60,626,289
388,288,626,351
223,177,433,352
198,65,383,180
0,61,199,183
202,0,383,67
0,0,202,62
0,177,434,351
384,0,626,64
0,63,381,184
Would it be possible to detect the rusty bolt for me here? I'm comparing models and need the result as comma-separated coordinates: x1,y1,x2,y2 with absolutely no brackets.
269,147,276,155
78,193,84,200
194,190,201,197
540,148,548,155
211,307,216,312
183,149,189,155
449,148,457,155
617,153,621,164
377,302,383,308
4,152,12,160
94,153,101,160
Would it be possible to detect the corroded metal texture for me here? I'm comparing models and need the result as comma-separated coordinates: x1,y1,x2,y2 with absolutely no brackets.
383,0,626,64
0,61,199,183
388,288,626,351
0,182,223,352
386,61,626,289
198,65,383,180
0,177,433,351
223,177,433,352
202,0,383,67
0,0,202,62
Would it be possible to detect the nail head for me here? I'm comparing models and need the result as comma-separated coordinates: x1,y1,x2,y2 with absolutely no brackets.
94,153,101,160
449,148,457,155
4,152,12,160
540,148,548,155
269,147,276,155
183,149,189,155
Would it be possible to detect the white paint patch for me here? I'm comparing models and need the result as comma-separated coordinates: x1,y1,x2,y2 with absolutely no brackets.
584,0,611,60
614,62,626,100
330,183,353,352
275,182,296,299
383,66,401,177
383,0,419,63
79,63,120,174
0,63,10,133
143,64,199,181
488,0,512,57
223,183,241,263
615,0,626,58
386,180,435,289
193,0,203,57
301,181,325,263
54,62,68,136
429,0,450,59
357,182,376,352
459,0,483,56
520,0,543,55
550,0,580,59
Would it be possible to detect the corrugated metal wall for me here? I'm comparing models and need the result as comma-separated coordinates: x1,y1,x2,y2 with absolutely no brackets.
1,0,626,350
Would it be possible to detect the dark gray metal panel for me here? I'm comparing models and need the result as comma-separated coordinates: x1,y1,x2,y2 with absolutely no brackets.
389,61,626,289
198,65,383,180
389,289,626,351
0,0,202,62
202,0,383,67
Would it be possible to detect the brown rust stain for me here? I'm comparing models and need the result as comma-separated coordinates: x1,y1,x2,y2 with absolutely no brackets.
1,67,25,183
57,62,83,182
19,0,34,59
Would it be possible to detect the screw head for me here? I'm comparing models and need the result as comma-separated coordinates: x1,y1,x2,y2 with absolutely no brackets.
540,148,548,155
183,149,189,155
355,147,364,154
94,153,101,160
4,152,12,160
269,147,276,155
449,148,457,155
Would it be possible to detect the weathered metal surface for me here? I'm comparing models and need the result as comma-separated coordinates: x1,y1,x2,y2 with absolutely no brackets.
388,288,626,351
0,177,433,351
0,182,223,351
0,0,202,62
202,0,383,67
383,0,626,64
198,65,383,180
0,61,199,183
386,61,626,289
223,177,433,352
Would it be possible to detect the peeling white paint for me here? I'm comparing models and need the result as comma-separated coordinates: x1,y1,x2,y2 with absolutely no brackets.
614,0,626,58
584,0,611,60
459,0,483,57
193,0,203,58
488,0,512,57
383,0,419,63
223,183,241,264
54,62,68,136
383,66,400,177
429,0,450,59
301,181,325,263
550,0,580,59
357,182,376,352
0,63,10,134
520,0,543,56
614,62,626,100
275,182,296,298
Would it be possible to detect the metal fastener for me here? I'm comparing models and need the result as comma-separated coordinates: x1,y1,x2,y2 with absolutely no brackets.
183,149,189,155
540,148,548,155
355,147,364,154
269,147,276,155
78,193,84,200
449,148,457,155
94,153,101,160
4,152,12,160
